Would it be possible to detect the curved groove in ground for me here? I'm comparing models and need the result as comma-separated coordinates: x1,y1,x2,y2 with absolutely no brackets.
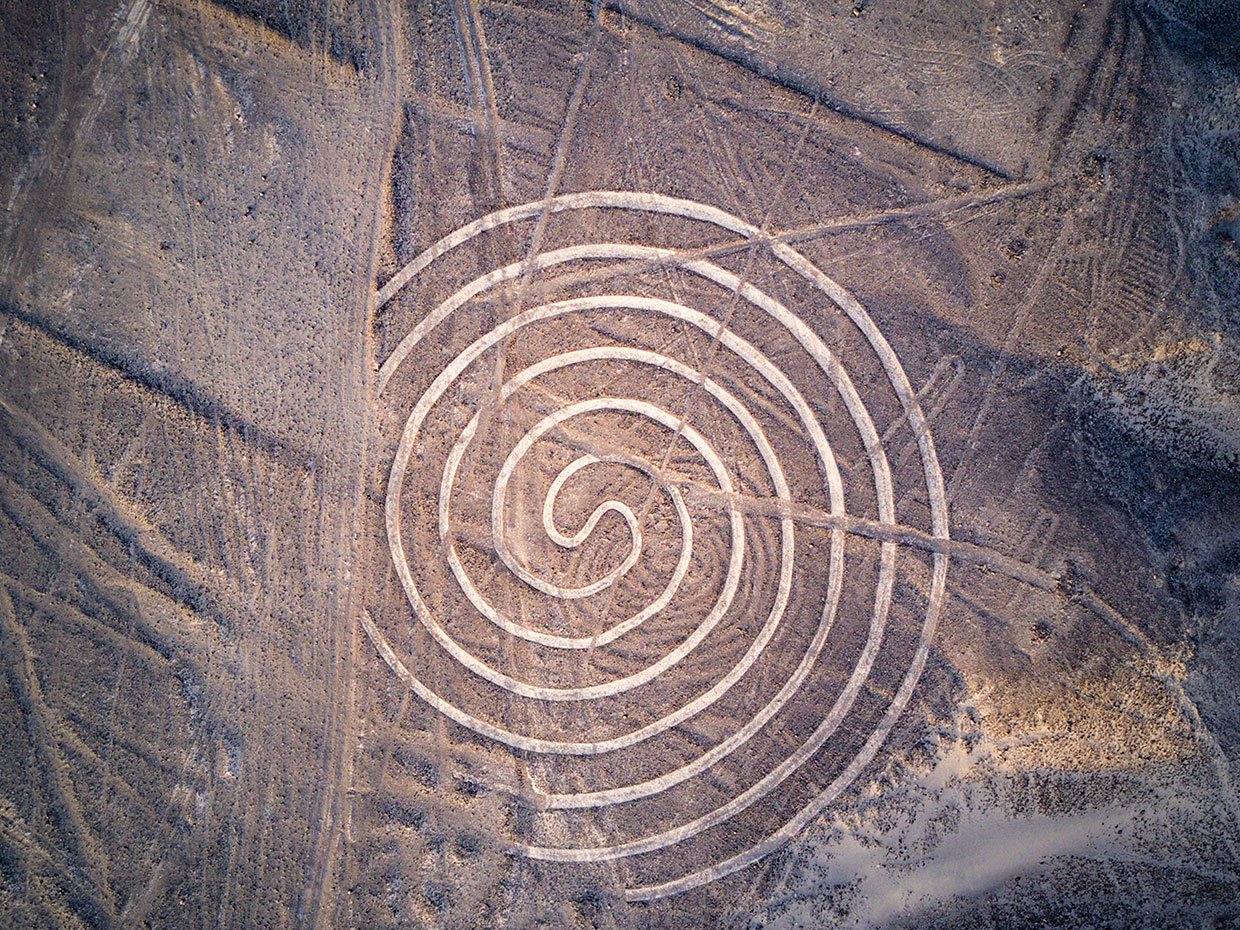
371,191,947,896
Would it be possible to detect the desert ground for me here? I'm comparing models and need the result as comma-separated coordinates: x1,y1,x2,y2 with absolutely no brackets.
1,0,1238,927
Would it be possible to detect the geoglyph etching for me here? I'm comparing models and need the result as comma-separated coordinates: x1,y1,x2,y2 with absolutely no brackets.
3,1,1240,926
365,191,949,900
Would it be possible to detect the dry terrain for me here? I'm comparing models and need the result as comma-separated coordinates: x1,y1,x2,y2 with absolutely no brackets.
1,1,1238,928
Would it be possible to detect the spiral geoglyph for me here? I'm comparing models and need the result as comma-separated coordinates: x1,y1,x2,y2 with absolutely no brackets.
365,191,950,900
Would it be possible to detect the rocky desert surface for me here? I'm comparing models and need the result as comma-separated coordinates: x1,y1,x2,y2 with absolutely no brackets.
1,1,1238,927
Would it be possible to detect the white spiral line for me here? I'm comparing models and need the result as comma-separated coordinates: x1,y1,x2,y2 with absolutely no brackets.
385,291,866,740
442,393,749,702
447,391,718,653
487,445,693,648
369,191,949,901
496,450,645,601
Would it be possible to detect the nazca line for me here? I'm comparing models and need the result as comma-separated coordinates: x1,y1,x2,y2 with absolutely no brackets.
450,348,743,650
384,277,898,715
384,288,874,741
381,303,894,872
371,191,949,900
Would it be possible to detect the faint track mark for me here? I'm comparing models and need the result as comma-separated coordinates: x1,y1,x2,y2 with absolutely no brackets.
0,474,222,664
0,308,311,465
0,584,117,927
945,216,1073,506
0,387,234,631
451,0,508,207
604,0,1015,178
2,0,153,290
305,2,405,926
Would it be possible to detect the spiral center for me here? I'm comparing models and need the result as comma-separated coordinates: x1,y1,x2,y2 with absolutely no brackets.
493,451,643,600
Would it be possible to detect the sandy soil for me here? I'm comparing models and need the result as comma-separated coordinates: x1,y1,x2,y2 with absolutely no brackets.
1,1,1238,928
